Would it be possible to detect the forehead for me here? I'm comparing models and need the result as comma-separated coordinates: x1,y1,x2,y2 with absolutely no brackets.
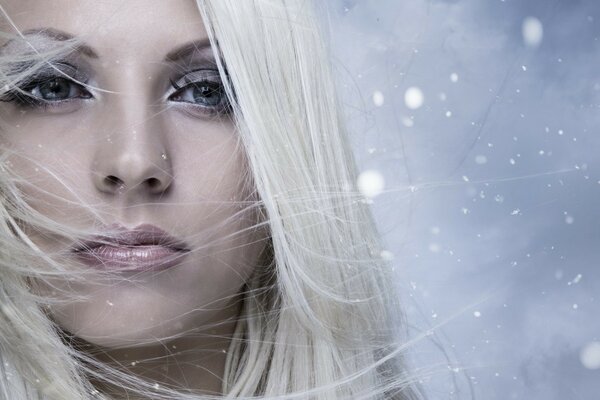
0,0,208,59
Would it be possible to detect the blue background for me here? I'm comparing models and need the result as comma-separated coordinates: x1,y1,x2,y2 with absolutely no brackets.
324,1,600,399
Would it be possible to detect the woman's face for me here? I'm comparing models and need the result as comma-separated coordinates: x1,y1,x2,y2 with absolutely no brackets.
0,0,266,348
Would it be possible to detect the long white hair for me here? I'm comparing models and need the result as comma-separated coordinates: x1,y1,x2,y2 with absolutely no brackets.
0,0,425,399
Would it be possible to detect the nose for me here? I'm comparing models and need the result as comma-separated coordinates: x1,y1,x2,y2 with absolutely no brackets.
92,103,173,198
94,150,173,196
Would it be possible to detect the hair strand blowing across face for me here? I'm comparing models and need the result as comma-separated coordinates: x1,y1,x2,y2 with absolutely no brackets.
197,1,425,399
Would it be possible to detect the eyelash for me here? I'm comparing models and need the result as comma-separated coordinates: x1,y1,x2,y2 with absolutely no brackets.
167,70,231,115
0,70,231,116
1,76,92,110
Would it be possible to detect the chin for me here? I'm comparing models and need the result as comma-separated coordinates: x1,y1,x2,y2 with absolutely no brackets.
49,293,232,349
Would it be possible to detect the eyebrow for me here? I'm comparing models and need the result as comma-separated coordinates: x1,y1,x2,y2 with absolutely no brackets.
13,28,100,59
1,27,213,62
164,38,213,62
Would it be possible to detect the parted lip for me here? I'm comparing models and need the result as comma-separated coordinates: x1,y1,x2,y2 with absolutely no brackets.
70,223,190,273
71,223,190,253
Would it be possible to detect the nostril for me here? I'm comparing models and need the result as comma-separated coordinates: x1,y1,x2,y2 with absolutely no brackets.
104,175,123,187
147,177,161,189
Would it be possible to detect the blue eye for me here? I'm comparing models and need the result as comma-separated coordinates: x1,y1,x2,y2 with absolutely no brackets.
0,63,92,108
169,81,224,107
29,77,92,102
168,69,230,115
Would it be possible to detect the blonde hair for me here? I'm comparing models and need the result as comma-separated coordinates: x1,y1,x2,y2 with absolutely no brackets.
0,0,425,399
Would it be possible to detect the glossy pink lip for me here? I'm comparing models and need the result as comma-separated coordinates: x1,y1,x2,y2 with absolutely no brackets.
71,224,190,272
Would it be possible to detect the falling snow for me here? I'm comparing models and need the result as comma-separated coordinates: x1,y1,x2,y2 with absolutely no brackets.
522,16,544,47
372,90,385,107
580,342,600,370
404,86,424,109
402,116,415,127
567,274,583,285
357,170,385,199
429,243,441,253
475,155,488,164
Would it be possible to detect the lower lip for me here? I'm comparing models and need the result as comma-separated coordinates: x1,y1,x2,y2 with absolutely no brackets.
73,245,189,272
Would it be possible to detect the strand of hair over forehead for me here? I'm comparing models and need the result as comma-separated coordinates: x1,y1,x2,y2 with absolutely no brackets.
0,0,428,399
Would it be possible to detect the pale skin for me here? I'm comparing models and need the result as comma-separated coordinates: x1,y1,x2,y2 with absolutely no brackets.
0,0,267,397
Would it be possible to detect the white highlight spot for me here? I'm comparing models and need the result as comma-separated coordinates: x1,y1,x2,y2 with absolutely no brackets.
570,274,583,284
450,73,459,83
581,342,600,369
404,87,424,110
555,269,564,280
473,311,481,318
357,170,385,199
522,17,543,47
380,250,394,261
429,243,440,253
372,90,385,107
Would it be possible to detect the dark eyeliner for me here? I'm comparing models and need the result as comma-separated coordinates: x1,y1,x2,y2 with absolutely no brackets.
167,68,231,115
0,62,92,109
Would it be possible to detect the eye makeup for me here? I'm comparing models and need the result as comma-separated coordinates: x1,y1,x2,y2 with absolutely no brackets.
0,61,94,111
0,29,232,117
0,66,231,117
167,68,231,116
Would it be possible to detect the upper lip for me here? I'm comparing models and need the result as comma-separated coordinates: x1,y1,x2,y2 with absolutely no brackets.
71,223,190,252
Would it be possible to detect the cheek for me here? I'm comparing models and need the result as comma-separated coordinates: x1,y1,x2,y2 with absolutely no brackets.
171,118,249,197
4,158,93,228
0,112,98,227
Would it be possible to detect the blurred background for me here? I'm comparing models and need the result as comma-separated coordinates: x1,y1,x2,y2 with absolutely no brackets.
321,0,600,399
